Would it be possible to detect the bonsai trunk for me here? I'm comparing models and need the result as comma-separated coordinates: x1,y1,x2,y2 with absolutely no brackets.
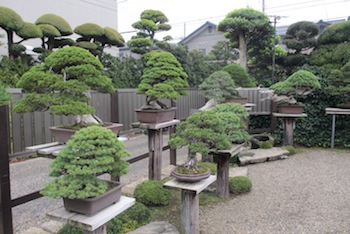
239,33,248,70
141,96,167,110
198,99,218,111
75,113,103,125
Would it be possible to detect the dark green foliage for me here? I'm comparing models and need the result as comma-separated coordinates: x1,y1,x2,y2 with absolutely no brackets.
284,21,319,53
41,126,130,199
207,40,239,65
261,142,273,149
137,51,189,109
134,180,172,206
270,70,321,96
310,43,350,71
0,6,23,31
0,82,11,105
14,47,114,120
128,9,171,54
222,64,256,87
0,56,33,87
16,22,42,39
199,71,238,102
106,202,151,234
56,224,84,234
209,102,250,144
35,13,72,36
74,23,104,37
229,176,252,194
317,20,350,45
101,53,143,88
324,61,350,98
169,111,232,157
198,161,217,174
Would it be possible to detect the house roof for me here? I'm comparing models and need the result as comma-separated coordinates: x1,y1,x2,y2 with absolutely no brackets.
178,21,218,44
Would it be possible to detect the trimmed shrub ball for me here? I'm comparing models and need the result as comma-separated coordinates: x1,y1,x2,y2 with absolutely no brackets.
134,180,172,206
229,176,252,194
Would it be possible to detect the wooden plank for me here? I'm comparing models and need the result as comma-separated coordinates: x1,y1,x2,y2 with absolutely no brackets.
325,108,350,115
47,196,135,231
38,145,66,155
25,142,60,152
272,113,307,118
134,119,180,130
164,175,216,194
213,144,243,157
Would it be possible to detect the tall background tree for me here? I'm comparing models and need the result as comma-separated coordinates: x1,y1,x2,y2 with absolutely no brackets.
0,6,42,58
218,8,273,69
127,9,171,55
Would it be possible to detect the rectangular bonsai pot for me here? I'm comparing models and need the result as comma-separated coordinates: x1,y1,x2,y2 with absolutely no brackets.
277,105,304,114
63,180,123,217
135,107,177,123
49,122,123,143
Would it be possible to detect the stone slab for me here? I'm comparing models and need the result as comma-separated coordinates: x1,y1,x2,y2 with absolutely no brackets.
239,147,290,165
126,221,179,234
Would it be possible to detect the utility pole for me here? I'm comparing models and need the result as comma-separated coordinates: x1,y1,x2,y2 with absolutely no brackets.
262,0,265,12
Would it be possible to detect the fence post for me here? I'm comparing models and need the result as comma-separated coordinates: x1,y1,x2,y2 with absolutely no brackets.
0,104,13,234
110,91,119,124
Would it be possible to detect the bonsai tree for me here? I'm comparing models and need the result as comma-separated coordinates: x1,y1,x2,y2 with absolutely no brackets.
169,111,232,173
74,23,125,56
209,102,250,144
222,64,256,87
325,61,350,106
136,51,189,110
198,71,239,110
14,46,115,125
268,69,321,105
41,125,130,199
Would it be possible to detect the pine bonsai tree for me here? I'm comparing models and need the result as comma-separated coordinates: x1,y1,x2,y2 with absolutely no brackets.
222,64,256,87
325,61,350,105
41,125,130,199
136,51,189,110
14,46,115,125
169,111,232,173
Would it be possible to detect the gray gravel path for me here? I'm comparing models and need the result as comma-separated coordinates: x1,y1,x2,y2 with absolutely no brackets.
200,149,350,234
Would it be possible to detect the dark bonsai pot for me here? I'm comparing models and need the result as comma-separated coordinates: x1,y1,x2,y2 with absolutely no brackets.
171,165,211,183
63,180,123,216
277,104,304,114
135,107,177,123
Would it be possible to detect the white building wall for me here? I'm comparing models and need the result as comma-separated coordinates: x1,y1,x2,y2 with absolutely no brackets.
0,0,119,56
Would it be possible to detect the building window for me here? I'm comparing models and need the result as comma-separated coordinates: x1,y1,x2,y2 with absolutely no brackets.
208,26,212,33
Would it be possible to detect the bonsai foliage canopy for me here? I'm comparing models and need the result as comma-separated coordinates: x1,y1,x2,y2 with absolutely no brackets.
14,46,115,124
41,125,130,199
136,51,189,109
199,71,238,103
0,82,11,106
222,64,256,87
269,69,321,104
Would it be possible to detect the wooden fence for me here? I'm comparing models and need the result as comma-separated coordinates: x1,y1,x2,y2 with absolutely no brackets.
7,87,272,155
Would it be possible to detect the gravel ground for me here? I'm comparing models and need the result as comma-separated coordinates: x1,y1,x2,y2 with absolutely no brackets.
200,148,350,234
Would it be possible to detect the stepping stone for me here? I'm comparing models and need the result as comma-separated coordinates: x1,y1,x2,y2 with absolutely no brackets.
239,147,290,166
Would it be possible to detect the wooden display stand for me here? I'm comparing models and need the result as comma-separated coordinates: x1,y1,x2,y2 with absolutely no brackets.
272,113,307,146
325,108,350,148
164,175,216,234
47,196,135,234
136,119,180,180
213,144,243,198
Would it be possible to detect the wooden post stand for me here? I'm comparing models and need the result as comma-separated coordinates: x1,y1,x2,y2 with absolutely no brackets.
47,196,135,234
164,175,216,234
136,120,180,180
272,113,307,146
213,145,243,198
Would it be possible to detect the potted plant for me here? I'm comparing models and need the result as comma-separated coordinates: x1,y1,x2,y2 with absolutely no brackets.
269,69,321,114
13,46,122,142
198,71,239,111
168,111,232,182
135,50,189,123
41,125,130,216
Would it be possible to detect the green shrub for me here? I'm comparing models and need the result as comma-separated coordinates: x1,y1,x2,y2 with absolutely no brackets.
134,180,172,206
198,161,217,174
57,224,84,234
282,145,297,155
106,202,150,234
261,141,273,149
229,176,252,194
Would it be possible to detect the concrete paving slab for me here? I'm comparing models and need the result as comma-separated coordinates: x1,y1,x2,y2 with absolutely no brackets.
239,147,290,165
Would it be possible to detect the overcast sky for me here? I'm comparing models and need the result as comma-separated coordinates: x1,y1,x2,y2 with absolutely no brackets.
117,0,350,41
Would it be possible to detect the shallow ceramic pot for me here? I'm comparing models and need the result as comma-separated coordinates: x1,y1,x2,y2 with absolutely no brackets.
135,107,177,123
277,105,304,114
171,166,211,183
63,180,123,216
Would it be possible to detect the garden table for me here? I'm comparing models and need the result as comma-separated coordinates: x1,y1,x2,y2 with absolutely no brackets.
133,119,180,180
47,196,135,234
212,144,244,198
272,113,307,146
325,108,350,148
164,175,216,234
